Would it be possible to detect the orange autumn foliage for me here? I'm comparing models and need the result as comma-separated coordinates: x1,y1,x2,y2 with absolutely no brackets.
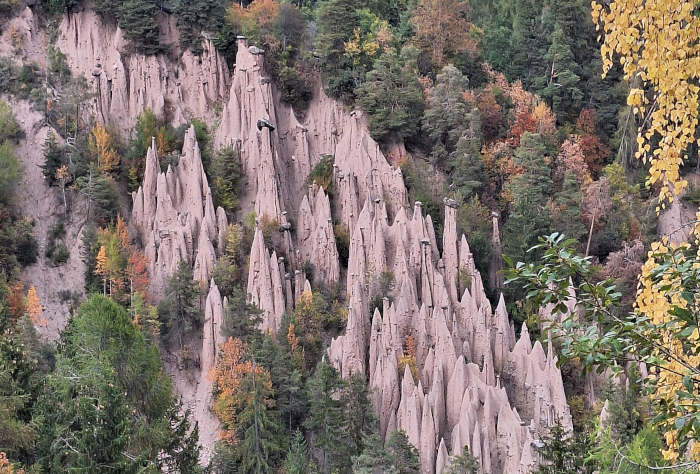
7,282,25,320
508,112,538,148
127,250,150,297
0,453,24,474
411,0,479,67
210,337,273,446
556,136,591,185
26,286,44,326
476,91,503,143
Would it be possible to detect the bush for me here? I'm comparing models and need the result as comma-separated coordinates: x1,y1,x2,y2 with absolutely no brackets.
0,101,20,143
13,216,39,266
333,224,350,268
307,155,335,195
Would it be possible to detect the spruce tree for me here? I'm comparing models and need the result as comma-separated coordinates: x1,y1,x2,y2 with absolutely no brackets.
352,434,394,474
536,24,583,123
306,359,349,474
283,430,318,474
386,430,420,474
552,172,586,245
315,0,360,101
356,48,425,143
444,450,480,474
234,360,285,474
344,372,377,461
422,65,482,182
503,132,553,265
157,259,202,349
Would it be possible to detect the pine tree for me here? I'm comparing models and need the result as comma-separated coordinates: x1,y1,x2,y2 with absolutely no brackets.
315,0,360,101
510,0,547,88
536,24,583,124
157,259,202,349
283,430,318,474
41,132,63,187
356,48,424,143
352,434,394,474
386,430,420,474
422,65,482,183
37,296,190,473
344,372,376,461
444,450,480,474
234,359,285,474
222,286,263,344
173,0,225,55
552,172,586,245
534,418,593,474
306,359,349,474
503,132,553,265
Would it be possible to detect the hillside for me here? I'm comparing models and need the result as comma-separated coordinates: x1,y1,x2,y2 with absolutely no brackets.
0,0,697,473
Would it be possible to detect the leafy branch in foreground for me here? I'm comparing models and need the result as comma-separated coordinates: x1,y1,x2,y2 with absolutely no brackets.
504,233,700,462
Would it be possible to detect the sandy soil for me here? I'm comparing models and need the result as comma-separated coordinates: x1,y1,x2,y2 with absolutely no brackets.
10,99,87,341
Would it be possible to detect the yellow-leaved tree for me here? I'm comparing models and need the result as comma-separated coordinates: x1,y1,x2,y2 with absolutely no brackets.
89,124,120,174
592,0,700,207
590,0,700,463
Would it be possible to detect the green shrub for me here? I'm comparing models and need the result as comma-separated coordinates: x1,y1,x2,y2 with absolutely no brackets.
307,155,335,196
51,244,70,266
333,224,350,268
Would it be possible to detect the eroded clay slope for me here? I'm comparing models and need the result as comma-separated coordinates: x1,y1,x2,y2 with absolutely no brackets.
56,9,230,132
325,200,572,474
130,126,228,461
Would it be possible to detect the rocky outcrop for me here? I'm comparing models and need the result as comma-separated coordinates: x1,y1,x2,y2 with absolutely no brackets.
214,37,407,228
130,125,229,462
297,183,340,288
131,125,227,301
57,10,229,132
329,203,572,474
246,228,287,334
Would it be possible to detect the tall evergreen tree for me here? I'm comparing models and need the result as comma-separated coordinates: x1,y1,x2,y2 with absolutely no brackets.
315,0,360,101
552,172,586,244
386,430,420,474
157,259,202,349
356,48,425,143
36,296,200,473
234,360,285,474
306,359,349,474
352,434,394,474
536,25,583,123
344,372,376,461
422,65,483,193
282,430,318,474
503,132,553,264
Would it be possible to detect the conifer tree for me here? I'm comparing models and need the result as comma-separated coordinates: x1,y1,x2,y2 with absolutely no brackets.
386,430,420,474
234,359,285,474
536,24,583,123
314,0,360,101
283,430,318,474
306,359,349,474
157,259,202,349
503,132,553,264
345,372,376,460
356,48,424,143
552,172,586,245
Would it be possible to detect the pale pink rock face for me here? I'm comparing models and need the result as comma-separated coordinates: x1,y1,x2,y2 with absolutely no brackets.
328,195,573,473
121,29,573,473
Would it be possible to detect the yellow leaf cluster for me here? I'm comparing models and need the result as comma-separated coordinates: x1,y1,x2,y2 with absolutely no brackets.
636,237,700,461
25,286,44,326
0,453,24,474
89,124,120,174
593,0,699,204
